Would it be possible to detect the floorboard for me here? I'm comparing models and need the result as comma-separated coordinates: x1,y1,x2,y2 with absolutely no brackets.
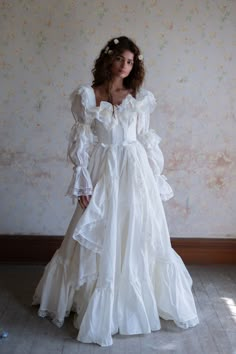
0,265,235,354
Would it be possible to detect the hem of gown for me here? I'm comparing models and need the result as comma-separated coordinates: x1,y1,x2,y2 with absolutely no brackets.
33,251,199,345
118,324,161,336
33,305,198,348
36,308,67,328
33,299,198,348
32,248,99,329
77,315,199,347
32,241,199,348
174,317,199,329
77,327,161,347
159,311,199,329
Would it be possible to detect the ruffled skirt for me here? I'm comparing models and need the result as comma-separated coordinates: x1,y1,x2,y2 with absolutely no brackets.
33,141,199,346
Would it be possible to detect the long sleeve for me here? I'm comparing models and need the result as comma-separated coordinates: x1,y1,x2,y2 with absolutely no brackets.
66,89,94,200
137,90,174,201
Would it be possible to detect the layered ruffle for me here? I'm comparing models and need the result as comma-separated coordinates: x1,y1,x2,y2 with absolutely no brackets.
33,240,198,347
73,86,157,131
69,142,197,345
152,252,199,329
32,244,98,327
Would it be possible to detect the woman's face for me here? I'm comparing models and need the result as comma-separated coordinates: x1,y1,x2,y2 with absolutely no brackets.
110,50,134,79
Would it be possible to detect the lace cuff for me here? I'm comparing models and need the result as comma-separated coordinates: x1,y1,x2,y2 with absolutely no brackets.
157,175,174,201
66,166,93,198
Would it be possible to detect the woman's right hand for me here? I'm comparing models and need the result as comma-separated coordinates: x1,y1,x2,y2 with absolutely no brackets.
78,195,91,209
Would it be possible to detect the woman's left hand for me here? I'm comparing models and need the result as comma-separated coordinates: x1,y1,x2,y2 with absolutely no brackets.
78,195,91,209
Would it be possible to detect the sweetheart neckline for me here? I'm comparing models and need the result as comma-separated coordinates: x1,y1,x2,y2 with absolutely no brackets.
89,87,134,109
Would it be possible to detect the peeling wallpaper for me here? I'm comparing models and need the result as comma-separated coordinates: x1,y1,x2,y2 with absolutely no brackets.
0,0,235,237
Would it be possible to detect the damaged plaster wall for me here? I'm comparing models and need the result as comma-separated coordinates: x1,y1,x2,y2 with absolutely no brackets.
0,0,235,237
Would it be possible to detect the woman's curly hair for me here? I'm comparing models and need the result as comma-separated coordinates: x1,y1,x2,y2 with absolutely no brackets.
92,36,145,95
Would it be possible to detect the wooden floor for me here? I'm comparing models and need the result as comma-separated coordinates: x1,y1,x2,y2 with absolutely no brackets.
0,265,235,354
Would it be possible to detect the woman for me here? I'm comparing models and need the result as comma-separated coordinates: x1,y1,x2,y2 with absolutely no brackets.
33,36,199,347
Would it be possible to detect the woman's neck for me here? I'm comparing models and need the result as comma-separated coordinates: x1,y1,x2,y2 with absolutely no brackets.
108,77,124,93
104,78,125,106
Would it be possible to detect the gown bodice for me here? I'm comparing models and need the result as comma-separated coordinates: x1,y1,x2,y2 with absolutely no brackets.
94,112,137,146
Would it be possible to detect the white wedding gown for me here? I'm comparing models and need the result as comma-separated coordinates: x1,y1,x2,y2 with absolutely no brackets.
33,85,199,346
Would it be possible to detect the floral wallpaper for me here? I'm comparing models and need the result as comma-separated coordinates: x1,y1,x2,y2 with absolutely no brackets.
1,0,235,238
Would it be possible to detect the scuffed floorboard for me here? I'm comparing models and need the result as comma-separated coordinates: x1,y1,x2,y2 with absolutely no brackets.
0,265,235,354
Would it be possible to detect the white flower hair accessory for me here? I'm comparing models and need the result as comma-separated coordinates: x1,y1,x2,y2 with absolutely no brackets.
104,46,109,54
114,38,119,44
108,50,113,55
138,54,143,61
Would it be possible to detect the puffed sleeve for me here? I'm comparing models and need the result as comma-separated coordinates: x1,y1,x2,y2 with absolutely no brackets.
137,89,174,201
66,87,94,201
